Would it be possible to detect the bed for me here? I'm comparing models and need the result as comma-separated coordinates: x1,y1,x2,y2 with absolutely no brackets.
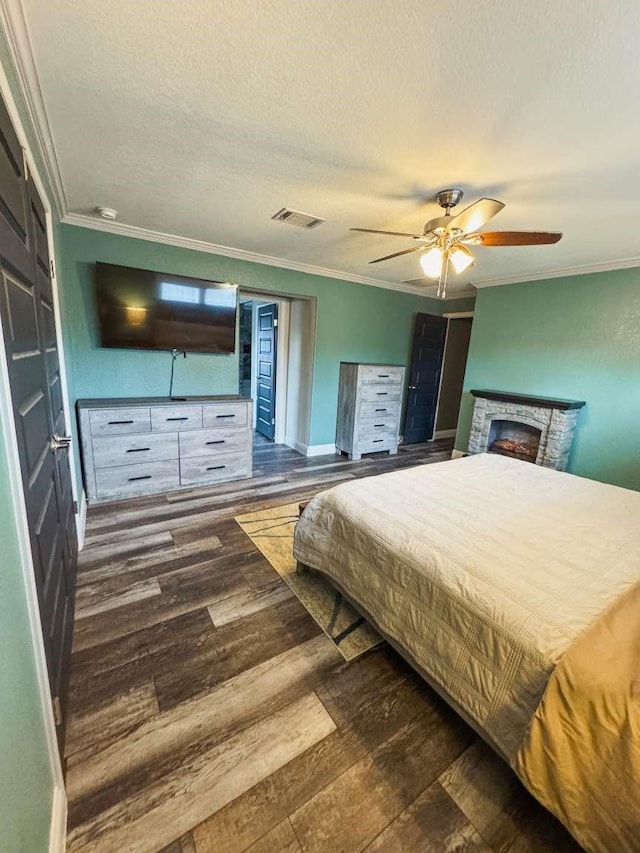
293,453,640,852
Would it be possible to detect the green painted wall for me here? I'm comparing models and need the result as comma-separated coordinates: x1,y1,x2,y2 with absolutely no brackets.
0,30,57,853
456,268,640,491
0,439,54,852
57,223,474,491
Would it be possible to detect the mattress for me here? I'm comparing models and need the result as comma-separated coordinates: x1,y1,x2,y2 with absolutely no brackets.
293,453,640,760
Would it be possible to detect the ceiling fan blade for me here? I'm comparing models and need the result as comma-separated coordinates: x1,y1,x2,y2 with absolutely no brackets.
445,198,505,235
350,227,420,238
475,231,563,246
369,246,419,264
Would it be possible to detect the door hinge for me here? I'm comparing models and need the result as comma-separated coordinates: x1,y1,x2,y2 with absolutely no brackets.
73,499,78,514
273,318,278,327
50,259,55,279
271,418,275,425
53,696,63,726
22,148,29,181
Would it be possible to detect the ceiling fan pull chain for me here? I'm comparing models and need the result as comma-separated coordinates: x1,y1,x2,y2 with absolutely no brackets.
440,253,450,298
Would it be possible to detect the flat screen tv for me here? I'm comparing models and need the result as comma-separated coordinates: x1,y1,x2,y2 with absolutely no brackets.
95,262,238,354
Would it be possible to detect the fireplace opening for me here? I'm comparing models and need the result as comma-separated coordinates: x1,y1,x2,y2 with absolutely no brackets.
488,419,541,463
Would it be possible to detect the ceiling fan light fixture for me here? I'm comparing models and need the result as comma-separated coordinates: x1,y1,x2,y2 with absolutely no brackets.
449,244,474,274
350,188,561,296
419,246,443,278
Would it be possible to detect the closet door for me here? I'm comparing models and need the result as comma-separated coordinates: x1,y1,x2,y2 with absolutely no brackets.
404,312,448,443
0,94,77,752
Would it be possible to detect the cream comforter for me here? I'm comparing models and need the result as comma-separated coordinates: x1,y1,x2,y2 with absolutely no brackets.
293,454,640,764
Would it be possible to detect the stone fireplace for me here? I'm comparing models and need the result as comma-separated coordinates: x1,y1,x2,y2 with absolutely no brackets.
468,390,585,471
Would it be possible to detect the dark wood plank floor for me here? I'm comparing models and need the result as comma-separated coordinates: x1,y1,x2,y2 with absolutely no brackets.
65,439,582,853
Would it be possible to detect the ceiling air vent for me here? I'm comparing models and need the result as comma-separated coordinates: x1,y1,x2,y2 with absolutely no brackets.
271,208,326,229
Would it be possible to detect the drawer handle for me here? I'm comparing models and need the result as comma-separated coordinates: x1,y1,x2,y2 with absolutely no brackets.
206,440,225,445
375,408,387,412
128,475,152,482
373,439,384,443
376,392,388,396
374,423,385,427
378,374,390,378
207,464,226,471
108,419,134,425
216,414,235,419
166,416,189,421
126,447,150,453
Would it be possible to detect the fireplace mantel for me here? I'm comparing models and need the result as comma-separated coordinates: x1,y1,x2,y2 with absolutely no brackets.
467,391,585,471
470,390,586,411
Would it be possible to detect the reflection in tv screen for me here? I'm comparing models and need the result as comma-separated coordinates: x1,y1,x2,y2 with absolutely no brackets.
95,262,238,354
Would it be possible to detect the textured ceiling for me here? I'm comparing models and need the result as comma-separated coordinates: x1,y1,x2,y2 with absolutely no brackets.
19,0,640,295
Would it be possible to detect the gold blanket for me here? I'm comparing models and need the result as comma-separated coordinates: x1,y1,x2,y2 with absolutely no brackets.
514,579,640,852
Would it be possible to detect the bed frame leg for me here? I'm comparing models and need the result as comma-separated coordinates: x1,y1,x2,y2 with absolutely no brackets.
298,500,310,516
297,502,311,574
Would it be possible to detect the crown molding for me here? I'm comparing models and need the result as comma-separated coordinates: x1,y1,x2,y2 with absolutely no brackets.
62,212,470,299
0,0,67,218
473,255,640,289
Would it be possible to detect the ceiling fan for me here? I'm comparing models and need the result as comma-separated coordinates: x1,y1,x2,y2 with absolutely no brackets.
351,189,562,297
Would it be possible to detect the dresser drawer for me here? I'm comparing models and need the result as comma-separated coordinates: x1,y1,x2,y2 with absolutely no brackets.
357,419,398,439
202,402,248,428
179,427,251,459
356,436,395,455
360,400,401,421
180,451,251,486
92,433,178,469
151,405,203,432
360,385,402,403
95,460,179,499
359,366,404,385
89,407,151,437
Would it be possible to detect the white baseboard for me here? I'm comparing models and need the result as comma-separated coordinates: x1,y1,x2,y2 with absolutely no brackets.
76,489,87,551
49,784,67,853
451,449,466,459
284,436,307,456
434,429,458,439
306,443,338,457
284,437,337,457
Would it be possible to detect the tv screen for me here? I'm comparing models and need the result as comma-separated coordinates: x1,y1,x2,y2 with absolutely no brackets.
95,262,238,354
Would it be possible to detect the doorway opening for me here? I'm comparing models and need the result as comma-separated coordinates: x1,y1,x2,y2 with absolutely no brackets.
239,297,281,443
255,302,278,441
238,291,316,454
404,311,473,444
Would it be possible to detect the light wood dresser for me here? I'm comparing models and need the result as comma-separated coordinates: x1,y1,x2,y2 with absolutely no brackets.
335,363,405,460
77,396,252,503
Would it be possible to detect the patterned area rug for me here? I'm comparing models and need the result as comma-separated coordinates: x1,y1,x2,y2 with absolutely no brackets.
235,502,382,661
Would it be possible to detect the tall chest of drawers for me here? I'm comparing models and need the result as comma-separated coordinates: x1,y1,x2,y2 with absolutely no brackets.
335,363,405,460
77,396,252,503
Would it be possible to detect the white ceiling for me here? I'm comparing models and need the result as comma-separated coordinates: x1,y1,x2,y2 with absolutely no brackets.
16,0,640,296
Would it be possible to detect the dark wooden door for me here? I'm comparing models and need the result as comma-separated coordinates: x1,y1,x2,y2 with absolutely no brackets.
404,312,448,444
0,95,77,750
256,304,278,440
